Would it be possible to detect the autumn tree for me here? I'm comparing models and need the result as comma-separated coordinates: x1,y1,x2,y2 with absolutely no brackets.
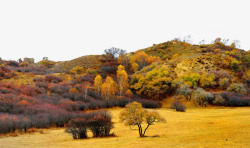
130,51,149,70
131,63,139,72
83,82,90,99
117,65,129,96
200,73,216,88
102,76,117,100
147,56,161,64
71,66,85,74
119,102,165,137
94,74,102,95
126,89,133,99
180,73,201,87
130,65,176,100
118,54,130,70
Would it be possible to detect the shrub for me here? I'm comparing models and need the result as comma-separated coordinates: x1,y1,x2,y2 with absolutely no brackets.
87,111,113,137
170,101,186,112
100,66,116,74
227,96,242,106
45,75,63,83
7,61,19,67
49,83,70,95
182,73,201,87
219,77,230,89
216,92,250,107
35,82,49,89
70,66,85,75
88,90,104,100
133,98,161,108
86,68,97,75
192,88,213,107
230,59,241,72
212,94,225,105
78,74,95,84
66,110,113,139
177,84,192,101
39,60,55,68
34,75,63,83
66,117,88,139
227,83,247,94
209,70,230,80
200,73,216,88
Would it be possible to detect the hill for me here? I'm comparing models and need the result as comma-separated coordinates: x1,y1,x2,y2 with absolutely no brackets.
0,38,249,139
53,55,103,72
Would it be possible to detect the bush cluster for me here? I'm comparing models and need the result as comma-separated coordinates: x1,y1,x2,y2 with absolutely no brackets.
66,110,113,139
210,92,250,107
0,81,160,134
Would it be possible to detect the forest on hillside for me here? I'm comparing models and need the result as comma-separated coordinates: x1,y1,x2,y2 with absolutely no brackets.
0,38,249,134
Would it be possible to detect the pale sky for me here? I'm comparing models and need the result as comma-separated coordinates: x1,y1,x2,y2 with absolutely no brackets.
0,0,249,62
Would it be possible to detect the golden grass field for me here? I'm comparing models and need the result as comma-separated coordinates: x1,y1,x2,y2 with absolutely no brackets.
0,107,249,148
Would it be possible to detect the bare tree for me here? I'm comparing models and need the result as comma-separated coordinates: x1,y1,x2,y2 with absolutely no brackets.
104,47,126,58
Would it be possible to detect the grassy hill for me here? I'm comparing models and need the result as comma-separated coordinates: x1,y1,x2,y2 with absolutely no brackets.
53,55,103,72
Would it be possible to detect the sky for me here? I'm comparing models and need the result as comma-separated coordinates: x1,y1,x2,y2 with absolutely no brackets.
0,0,249,62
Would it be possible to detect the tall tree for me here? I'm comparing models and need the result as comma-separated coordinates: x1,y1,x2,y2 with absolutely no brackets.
94,74,102,95
117,65,129,96
101,76,117,100
84,82,90,99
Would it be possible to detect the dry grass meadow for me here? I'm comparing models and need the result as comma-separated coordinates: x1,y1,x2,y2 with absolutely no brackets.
0,107,249,148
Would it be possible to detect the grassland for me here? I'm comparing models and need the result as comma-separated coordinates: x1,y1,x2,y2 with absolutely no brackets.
0,107,249,148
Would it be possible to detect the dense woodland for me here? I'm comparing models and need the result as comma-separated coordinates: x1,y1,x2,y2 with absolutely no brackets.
0,38,249,135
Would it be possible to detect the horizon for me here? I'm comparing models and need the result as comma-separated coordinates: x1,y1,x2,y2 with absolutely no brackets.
1,0,249,62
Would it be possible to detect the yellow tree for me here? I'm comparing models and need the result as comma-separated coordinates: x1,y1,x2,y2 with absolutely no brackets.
117,65,129,96
147,56,161,64
131,63,139,72
94,74,102,95
126,89,133,99
70,66,85,74
102,76,117,100
120,102,165,137
130,51,149,70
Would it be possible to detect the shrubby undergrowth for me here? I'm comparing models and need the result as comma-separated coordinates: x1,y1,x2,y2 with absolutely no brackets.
0,82,160,134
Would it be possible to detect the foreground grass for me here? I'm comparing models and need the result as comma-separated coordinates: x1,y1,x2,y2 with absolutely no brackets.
0,107,249,148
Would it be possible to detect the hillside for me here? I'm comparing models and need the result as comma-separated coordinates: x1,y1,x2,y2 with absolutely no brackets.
53,55,103,72
0,39,249,143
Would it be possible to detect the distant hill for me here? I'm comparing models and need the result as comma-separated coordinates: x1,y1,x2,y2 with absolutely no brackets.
53,55,103,72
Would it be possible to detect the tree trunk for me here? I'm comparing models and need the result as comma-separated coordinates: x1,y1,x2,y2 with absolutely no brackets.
84,88,88,99
143,124,150,136
138,124,142,137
